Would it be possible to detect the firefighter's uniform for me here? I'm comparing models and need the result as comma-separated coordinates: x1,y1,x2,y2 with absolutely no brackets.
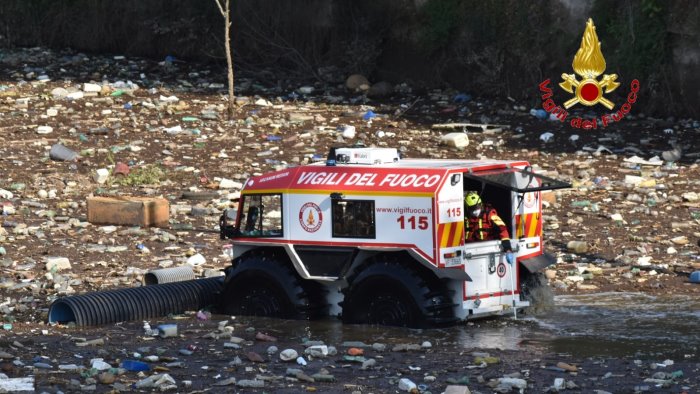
464,192,511,251
465,205,510,242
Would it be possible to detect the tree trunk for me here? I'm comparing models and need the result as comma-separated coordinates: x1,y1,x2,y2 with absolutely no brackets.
224,0,235,120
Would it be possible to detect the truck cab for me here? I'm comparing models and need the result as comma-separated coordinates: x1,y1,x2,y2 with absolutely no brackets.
219,147,569,327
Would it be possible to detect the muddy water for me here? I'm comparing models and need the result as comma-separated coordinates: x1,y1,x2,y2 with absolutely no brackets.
235,292,700,361
532,292,700,360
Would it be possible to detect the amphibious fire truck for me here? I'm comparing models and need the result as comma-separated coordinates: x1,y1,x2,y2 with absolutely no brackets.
219,147,569,327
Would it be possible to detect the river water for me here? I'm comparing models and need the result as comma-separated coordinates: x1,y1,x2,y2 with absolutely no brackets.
234,292,700,361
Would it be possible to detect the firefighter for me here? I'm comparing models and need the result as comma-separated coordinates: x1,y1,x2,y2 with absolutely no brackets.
464,192,512,252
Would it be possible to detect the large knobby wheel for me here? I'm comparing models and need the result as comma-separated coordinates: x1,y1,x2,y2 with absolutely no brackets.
342,258,455,328
219,253,324,319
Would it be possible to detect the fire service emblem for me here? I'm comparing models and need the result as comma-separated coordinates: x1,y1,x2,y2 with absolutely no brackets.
538,18,640,129
560,18,619,109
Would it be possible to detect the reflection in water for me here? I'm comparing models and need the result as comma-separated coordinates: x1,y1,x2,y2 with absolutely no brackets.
231,292,700,360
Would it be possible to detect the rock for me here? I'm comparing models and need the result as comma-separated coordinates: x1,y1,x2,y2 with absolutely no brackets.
371,343,386,352
444,386,472,394
556,361,578,372
368,81,393,97
45,257,71,271
237,379,264,388
345,74,370,92
246,352,265,363
275,349,294,362
51,87,69,98
545,269,557,280
255,332,277,342
440,132,469,148
97,372,116,385
567,241,588,253
421,341,432,349
266,345,278,355
212,377,236,386
670,236,689,246
361,358,376,369
218,178,243,190
682,192,699,202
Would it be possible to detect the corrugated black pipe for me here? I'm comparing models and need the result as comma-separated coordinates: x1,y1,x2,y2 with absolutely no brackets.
144,266,196,285
48,277,223,326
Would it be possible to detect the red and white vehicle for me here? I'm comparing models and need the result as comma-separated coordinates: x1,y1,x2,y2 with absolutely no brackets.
219,147,569,327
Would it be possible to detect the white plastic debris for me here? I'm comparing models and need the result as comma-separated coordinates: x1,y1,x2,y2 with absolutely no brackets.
186,253,206,266
36,126,53,134
93,168,110,184
340,125,356,139
159,95,179,103
83,83,102,92
539,132,554,142
398,378,417,391
498,377,528,389
440,132,469,148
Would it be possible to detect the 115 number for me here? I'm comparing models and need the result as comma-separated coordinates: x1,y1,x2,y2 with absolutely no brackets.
397,215,428,230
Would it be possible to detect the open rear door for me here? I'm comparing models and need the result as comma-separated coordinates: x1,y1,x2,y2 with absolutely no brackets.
460,166,570,317
463,166,571,194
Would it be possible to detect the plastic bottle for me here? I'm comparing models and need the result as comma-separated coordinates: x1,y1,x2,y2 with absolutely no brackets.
120,360,150,372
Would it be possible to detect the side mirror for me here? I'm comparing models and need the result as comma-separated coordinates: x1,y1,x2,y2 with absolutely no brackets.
219,209,238,240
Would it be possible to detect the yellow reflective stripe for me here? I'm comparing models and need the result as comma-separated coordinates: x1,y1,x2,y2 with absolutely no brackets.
491,214,506,226
478,219,483,240
452,221,464,246
529,214,539,237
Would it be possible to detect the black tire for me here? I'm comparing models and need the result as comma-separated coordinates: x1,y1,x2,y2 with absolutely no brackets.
520,270,554,314
219,252,325,319
342,256,455,328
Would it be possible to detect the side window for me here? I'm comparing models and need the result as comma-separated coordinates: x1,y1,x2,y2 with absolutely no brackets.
332,199,375,238
238,194,283,237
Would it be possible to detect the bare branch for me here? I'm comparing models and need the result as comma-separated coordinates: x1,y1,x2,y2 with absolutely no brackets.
213,0,225,17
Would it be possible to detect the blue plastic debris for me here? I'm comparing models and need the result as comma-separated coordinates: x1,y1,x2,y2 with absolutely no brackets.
121,360,150,372
690,271,700,284
453,93,472,103
362,110,377,121
530,108,548,120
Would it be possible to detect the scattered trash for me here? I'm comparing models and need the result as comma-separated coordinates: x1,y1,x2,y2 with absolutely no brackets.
539,132,554,142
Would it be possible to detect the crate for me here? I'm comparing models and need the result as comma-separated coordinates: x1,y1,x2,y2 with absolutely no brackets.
87,196,169,227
